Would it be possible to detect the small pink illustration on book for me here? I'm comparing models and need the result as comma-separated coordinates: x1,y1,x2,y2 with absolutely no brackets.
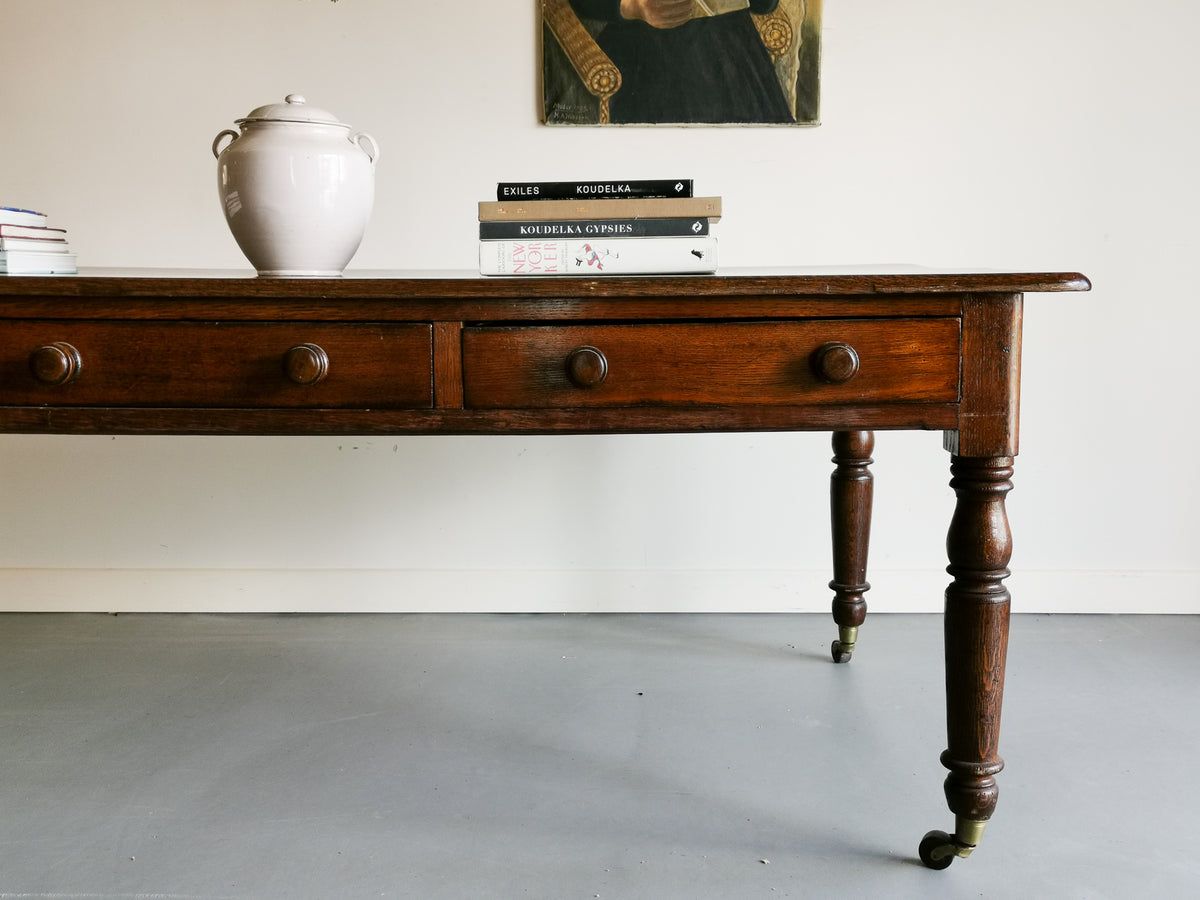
576,242,618,270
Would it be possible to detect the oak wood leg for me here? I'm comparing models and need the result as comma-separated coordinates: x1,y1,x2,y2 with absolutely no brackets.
829,430,874,663
920,454,1012,868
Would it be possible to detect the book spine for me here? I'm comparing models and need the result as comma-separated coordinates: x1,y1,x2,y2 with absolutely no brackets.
0,225,67,239
0,251,78,275
0,237,70,252
496,179,692,200
479,237,717,276
479,196,721,222
0,207,49,227
480,217,709,239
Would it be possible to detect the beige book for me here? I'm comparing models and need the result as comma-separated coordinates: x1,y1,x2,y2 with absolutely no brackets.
479,196,722,222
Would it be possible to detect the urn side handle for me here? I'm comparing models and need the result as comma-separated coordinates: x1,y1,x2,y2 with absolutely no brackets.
212,129,239,159
353,132,380,169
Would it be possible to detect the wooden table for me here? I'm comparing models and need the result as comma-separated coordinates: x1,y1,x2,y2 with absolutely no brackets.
0,268,1090,868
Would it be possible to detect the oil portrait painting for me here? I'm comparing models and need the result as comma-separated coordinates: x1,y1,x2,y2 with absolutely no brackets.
542,0,822,126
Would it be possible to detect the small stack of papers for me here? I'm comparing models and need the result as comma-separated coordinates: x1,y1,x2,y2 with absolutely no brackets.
0,207,77,274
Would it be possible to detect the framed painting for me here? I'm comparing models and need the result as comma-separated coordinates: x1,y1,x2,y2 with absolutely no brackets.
541,0,822,126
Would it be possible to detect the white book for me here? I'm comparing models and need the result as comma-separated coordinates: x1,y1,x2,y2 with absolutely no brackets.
0,224,67,240
0,237,71,253
0,207,48,227
480,237,717,276
0,250,78,274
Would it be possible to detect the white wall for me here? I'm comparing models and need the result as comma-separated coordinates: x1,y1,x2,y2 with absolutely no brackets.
1,0,1196,613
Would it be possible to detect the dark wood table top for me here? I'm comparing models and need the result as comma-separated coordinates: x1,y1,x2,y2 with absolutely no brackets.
0,267,1092,300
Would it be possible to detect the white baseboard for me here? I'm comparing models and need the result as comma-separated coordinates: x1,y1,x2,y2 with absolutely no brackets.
0,568,1194,614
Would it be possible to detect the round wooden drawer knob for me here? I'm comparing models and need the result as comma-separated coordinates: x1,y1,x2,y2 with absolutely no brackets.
30,342,83,385
812,342,860,385
565,345,608,389
284,343,330,385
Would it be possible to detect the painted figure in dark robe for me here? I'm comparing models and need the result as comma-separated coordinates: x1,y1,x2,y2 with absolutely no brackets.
568,0,794,124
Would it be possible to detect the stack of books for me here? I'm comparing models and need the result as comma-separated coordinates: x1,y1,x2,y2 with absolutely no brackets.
0,207,77,274
478,179,719,276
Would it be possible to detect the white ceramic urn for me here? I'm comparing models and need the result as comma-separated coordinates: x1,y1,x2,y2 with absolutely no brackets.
212,94,379,277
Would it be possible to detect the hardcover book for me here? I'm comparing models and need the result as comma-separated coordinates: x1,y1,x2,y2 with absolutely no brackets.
0,237,71,253
0,250,78,275
0,207,49,227
0,224,68,240
480,217,709,239
478,196,721,222
496,179,692,200
479,237,717,276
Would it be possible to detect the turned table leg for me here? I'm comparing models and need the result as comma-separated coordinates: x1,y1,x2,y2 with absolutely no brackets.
919,454,1013,869
829,430,874,663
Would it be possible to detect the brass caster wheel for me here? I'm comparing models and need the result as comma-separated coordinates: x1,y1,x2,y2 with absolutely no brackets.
918,830,956,870
831,639,853,663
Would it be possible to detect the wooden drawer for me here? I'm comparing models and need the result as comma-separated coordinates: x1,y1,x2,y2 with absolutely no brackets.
462,319,960,408
0,321,432,408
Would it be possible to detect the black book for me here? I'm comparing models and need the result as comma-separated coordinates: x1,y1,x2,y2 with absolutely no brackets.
495,179,693,201
480,217,709,240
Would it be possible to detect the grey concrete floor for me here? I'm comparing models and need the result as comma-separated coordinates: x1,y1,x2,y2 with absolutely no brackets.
0,612,1196,898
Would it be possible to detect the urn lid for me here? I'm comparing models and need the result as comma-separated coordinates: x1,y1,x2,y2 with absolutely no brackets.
236,94,349,128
